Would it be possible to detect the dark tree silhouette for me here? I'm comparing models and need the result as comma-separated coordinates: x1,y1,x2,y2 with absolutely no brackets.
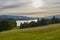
20,16,60,29
0,19,16,32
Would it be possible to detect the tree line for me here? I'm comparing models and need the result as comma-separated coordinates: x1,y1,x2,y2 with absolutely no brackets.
0,19,16,32
20,16,60,29
0,16,60,32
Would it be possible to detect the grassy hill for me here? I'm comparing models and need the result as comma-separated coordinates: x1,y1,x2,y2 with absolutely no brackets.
0,23,60,40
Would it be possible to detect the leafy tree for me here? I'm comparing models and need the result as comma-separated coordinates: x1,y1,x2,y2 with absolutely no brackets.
29,21,37,27
39,19,48,26
50,16,59,24
0,19,16,32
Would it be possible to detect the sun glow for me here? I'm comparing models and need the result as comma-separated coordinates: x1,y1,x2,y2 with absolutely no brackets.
32,0,43,8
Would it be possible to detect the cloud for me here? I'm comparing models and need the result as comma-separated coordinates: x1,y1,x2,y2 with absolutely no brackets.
0,0,60,9
0,0,60,14
0,0,32,10
0,2,31,10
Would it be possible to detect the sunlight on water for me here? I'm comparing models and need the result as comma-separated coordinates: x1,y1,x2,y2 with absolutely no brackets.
16,20,37,26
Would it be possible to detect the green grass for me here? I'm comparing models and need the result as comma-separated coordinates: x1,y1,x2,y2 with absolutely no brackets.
0,23,60,40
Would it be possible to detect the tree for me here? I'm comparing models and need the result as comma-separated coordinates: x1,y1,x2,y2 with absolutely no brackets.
39,19,48,26
50,16,59,24
20,22,29,29
29,21,37,27
0,19,16,32
20,16,60,29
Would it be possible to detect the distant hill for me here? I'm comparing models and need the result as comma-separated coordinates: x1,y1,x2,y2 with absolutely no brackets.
43,15,60,19
0,15,36,20
0,15,60,20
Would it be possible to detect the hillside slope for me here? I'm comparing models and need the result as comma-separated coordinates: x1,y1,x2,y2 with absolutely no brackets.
0,23,60,40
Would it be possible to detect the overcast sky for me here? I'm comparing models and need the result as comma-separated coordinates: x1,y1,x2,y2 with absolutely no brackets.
0,0,60,17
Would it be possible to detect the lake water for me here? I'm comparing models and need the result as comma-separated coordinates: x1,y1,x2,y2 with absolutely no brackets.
16,20,37,26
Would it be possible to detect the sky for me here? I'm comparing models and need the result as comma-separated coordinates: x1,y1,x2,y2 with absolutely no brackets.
0,0,60,17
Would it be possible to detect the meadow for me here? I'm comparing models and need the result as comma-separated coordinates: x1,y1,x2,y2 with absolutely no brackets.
0,23,60,40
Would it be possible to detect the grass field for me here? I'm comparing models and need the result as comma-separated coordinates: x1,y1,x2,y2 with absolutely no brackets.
0,23,60,40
